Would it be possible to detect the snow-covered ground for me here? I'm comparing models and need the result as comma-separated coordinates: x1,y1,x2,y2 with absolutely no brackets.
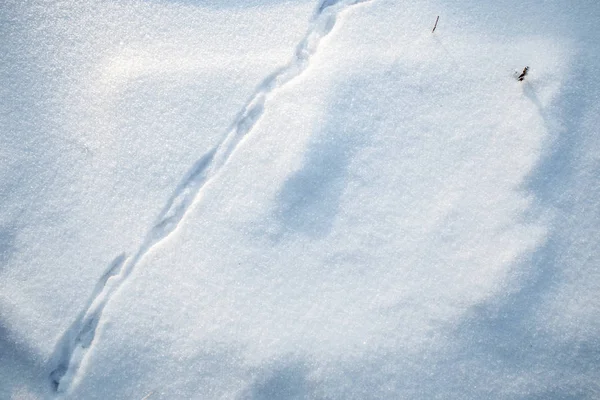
1,0,599,398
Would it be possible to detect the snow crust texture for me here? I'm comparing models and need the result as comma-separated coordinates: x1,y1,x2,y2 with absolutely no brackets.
1,0,600,399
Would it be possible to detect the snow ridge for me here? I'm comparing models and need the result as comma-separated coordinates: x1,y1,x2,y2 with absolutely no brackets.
48,0,373,394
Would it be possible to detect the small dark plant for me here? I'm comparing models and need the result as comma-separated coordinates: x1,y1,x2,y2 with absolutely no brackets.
517,66,529,81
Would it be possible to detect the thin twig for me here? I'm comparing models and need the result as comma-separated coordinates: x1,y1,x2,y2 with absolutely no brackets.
141,391,154,400
432,16,439,33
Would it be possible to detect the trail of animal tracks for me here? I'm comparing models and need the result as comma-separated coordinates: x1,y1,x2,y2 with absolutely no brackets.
48,0,373,393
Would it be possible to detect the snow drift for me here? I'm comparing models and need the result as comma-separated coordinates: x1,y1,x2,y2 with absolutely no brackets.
1,0,599,398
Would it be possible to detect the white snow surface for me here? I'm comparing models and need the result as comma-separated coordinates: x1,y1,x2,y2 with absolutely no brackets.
1,0,599,399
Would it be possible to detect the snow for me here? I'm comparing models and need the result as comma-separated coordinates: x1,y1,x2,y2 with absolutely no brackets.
1,0,599,399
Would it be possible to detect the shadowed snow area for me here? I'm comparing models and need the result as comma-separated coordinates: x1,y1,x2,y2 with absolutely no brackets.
1,0,600,399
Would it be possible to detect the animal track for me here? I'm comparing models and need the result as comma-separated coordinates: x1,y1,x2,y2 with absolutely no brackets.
48,0,374,394
49,254,126,390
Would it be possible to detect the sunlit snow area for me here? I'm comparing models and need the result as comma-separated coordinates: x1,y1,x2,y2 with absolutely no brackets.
1,0,600,398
